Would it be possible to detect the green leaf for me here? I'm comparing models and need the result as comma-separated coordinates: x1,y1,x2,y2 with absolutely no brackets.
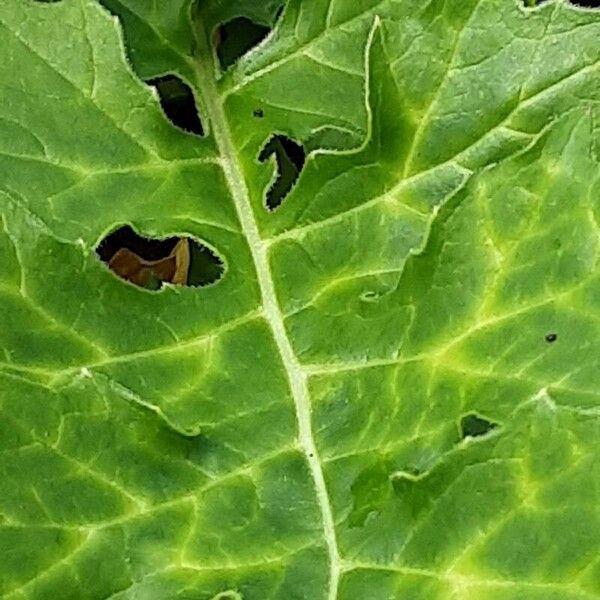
1,0,600,599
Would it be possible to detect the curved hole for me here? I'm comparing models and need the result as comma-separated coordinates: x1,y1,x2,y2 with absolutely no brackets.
545,332,558,343
96,225,223,290
146,75,204,136
214,17,272,70
460,413,498,440
258,135,306,210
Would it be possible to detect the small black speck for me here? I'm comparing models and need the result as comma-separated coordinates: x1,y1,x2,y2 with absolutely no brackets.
545,333,557,343
253,108,264,118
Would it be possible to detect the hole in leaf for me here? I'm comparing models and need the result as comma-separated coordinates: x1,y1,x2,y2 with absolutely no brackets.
569,0,599,7
545,332,557,343
253,108,264,119
258,135,306,210
146,75,204,135
521,0,598,6
96,225,223,290
214,17,271,71
460,413,498,440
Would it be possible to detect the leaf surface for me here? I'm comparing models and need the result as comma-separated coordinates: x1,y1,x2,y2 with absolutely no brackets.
1,0,600,599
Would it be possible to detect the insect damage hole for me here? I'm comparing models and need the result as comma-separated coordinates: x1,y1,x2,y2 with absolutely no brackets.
568,0,599,8
259,135,306,210
96,225,223,291
522,0,599,6
214,17,272,71
146,75,204,135
460,413,499,440
545,332,558,343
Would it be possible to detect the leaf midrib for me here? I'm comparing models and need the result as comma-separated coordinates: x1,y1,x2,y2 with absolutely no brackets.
191,20,341,600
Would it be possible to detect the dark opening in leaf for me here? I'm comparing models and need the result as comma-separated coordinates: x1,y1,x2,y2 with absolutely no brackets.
569,0,599,7
258,135,306,210
253,108,264,118
146,75,204,135
96,225,223,290
523,0,598,6
214,17,271,70
460,413,498,439
545,332,558,343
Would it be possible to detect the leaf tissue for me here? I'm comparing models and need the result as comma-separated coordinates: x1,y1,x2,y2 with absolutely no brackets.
1,0,599,598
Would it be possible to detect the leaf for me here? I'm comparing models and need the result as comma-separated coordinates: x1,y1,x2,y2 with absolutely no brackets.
1,0,600,599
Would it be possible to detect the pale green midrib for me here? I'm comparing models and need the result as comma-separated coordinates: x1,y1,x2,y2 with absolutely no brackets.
191,31,341,600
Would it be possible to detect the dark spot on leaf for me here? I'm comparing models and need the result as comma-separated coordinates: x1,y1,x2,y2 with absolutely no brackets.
96,225,223,290
215,17,271,71
545,332,558,343
258,135,306,210
460,413,498,440
146,75,203,136
253,108,264,119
